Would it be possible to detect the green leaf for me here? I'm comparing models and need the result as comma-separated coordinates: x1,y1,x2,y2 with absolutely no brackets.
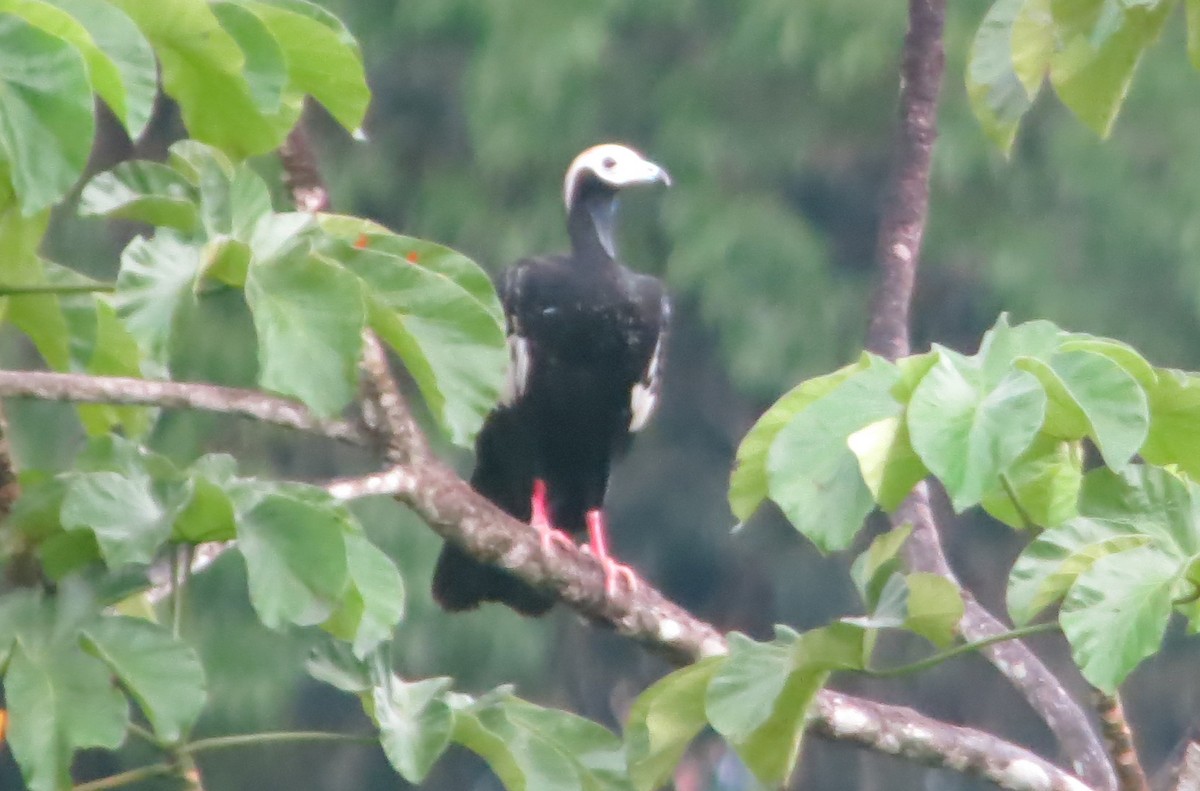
846,416,928,511
1017,349,1148,469
1007,516,1148,624
109,0,296,157
173,471,237,543
966,0,1053,151
1142,369,1200,480
372,674,454,784
5,594,129,791
765,356,900,550
60,470,172,567
240,0,369,133
113,231,203,366
79,161,200,231
624,658,721,791
1049,0,1171,137
338,242,506,445
729,357,867,522
81,616,206,742
2,207,61,368
323,533,405,658
43,0,157,138
1060,336,1157,390
69,296,156,436
211,1,287,113
1060,544,1182,691
244,251,365,417
981,434,1083,529
908,353,1047,511
0,13,93,214
236,491,350,629
1078,465,1200,557
850,524,912,611
453,694,631,791
903,573,965,648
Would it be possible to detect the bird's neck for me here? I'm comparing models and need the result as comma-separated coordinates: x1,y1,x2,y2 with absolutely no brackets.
567,186,619,263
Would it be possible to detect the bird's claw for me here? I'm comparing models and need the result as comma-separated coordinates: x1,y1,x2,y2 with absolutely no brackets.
581,545,638,598
536,524,575,554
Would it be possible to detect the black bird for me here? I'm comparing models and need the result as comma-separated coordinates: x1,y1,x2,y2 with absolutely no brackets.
432,143,672,615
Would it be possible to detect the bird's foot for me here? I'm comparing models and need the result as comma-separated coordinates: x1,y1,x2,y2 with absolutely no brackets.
583,509,638,599
530,478,573,554
581,545,639,598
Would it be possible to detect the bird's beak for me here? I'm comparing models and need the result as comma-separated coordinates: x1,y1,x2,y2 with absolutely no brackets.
650,162,672,187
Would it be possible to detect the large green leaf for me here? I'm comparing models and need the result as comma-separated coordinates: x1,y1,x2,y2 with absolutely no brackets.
372,674,454,784
1060,544,1182,691
210,1,288,112
846,416,927,512
981,434,1083,529
81,617,207,743
44,0,157,138
1049,0,1172,137
337,242,505,445
323,533,405,658
453,694,631,791
244,250,365,417
79,160,201,232
903,573,965,648
765,356,900,550
966,0,1053,151
0,13,93,214
908,352,1047,511
240,0,369,133
1142,369,1200,480
108,0,296,157
624,658,720,791
236,491,350,629
1189,0,1200,68
4,592,129,791
1017,349,1148,469
1007,516,1148,624
60,470,174,567
112,231,203,367
729,357,867,522
1078,465,1200,557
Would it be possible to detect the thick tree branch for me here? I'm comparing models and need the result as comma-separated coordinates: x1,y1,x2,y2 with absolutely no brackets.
859,0,1116,789
0,370,368,445
1092,691,1149,791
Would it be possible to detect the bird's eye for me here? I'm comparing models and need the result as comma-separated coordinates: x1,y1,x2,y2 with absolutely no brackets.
601,156,617,170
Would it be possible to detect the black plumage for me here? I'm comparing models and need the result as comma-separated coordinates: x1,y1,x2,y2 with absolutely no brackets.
433,144,671,615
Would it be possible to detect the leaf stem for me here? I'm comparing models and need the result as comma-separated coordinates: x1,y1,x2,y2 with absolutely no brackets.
864,621,1059,678
182,730,376,754
73,763,175,791
0,283,115,296
1000,472,1038,530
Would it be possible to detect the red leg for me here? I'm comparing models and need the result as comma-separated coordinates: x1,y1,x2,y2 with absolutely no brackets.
531,479,573,553
584,509,637,597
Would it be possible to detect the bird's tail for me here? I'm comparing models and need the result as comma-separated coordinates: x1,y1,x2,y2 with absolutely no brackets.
431,542,555,616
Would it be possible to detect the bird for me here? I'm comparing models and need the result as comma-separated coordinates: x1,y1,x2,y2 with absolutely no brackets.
432,143,672,615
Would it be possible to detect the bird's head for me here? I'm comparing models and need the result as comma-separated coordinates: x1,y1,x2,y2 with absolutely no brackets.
562,143,671,210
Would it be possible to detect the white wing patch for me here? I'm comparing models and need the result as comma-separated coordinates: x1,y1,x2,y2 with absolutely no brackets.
629,308,667,432
500,333,531,406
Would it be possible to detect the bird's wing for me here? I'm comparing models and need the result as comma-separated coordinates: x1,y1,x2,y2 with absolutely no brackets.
496,258,541,407
629,283,670,432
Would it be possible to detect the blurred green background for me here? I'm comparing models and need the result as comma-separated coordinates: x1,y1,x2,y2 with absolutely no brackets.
4,1,1200,789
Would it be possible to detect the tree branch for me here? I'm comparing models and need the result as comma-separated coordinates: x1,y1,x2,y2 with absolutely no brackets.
1092,690,1149,791
1173,743,1200,791
858,0,1116,787
0,370,368,445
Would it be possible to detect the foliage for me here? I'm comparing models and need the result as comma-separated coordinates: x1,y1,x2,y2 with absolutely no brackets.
733,315,1200,692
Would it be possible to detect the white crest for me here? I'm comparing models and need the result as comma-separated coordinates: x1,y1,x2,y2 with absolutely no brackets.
563,144,671,208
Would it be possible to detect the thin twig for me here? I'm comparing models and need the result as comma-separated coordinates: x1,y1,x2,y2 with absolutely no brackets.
864,621,1059,678
0,370,368,445
72,764,175,791
1092,690,1149,791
